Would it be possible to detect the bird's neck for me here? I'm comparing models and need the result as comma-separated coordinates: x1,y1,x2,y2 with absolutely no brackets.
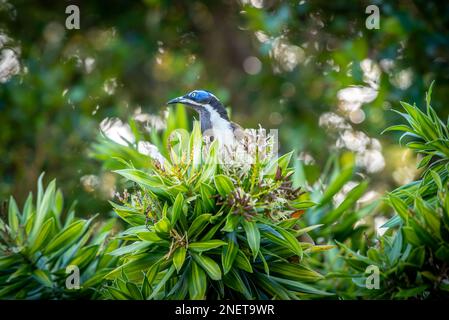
199,101,230,131
198,101,235,145
210,100,229,121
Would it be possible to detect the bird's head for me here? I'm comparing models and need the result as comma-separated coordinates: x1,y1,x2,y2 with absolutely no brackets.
167,89,217,109
166,90,228,119
166,89,234,138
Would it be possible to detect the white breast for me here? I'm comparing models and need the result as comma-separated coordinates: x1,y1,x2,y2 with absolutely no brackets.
203,104,235,145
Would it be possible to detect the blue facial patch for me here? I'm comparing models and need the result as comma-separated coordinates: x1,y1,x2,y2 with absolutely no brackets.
187,90,213,103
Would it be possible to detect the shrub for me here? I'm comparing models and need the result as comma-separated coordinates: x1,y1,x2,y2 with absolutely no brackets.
101,121,332,300
293,154,380,298
340,84,449,299
0,174,120,299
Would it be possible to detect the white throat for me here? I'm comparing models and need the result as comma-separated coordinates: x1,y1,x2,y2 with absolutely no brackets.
203,104,235,146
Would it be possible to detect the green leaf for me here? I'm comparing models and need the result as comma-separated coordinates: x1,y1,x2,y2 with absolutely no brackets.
189,240,227,252
0,255,20,269
137,231,164,242
263,151,293,177
295,224,323,236
388,229,403,263
171,193,184,225
222,235,239,275
148,265,176,299
223,269,253,299
290,200,316,210
189,261,207,300
110,202,146,226
197,145,218,187
199,183,215,212
189,121,203,171
107,287,132,300
274,226,303,258
126,282,143,299
435,246,449,261
154,217,171,236
388,194,409,223
108,241,151,257
146,259,162,284
114,169,172,197
173,247,187,272
29,218,55,254
30,179,56,242
54,189,64,217
430,170,443,190
402,227,422,246
187,214,212,239
44,220,86,254
407,246,425,267
222,213,240,232
393,285,428,299
321,181,368,224
319,165,354,205
214,175,235,197
69,245,100,269
192,253,222,280
242,220,260,259
381,215,402,229
268,275,333,296
254,272,292,300
21,192,33,224
234,250,253,273
8,196,20,237
381,124,413,135
269,263,324,282
32,269,53,288
415,197,440,236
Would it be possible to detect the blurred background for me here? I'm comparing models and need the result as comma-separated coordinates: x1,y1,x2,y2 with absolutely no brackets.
1,0,449,217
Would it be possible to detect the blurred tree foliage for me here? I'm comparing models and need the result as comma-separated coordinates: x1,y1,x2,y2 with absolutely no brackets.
1,0,449,216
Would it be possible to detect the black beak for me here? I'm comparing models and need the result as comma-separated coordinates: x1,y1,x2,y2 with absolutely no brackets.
166,96,184,105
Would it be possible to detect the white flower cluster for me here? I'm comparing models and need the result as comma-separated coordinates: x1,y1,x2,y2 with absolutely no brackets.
209,126,278,173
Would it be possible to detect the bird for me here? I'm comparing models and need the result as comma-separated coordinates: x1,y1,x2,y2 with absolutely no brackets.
166,90,243,145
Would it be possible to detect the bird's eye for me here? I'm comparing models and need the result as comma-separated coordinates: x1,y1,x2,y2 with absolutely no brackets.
190,92,196,98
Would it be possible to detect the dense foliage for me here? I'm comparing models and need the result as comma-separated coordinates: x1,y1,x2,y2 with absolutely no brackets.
1,89,449,299
102,121,332,299
339,85,449,299
2,0,449,301
0,175,119,299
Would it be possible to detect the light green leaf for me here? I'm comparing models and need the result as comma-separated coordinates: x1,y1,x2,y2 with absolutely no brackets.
8,196,20,237
154,217,171,236
173,247,187,272
222,235,239,275
32,269,53,288
321,181,368,224
234,249,253,273
108,241,150,257
242,220,260,259
319,165,354,205
29,218,55,254
189,240,227,252
30,179,56,242
222,213,240,232
44,220,86,254
187,214,212,239
189,261,207,300
171,193,184,225
148,265,176,299
214,175,235,197
192,253,222,280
